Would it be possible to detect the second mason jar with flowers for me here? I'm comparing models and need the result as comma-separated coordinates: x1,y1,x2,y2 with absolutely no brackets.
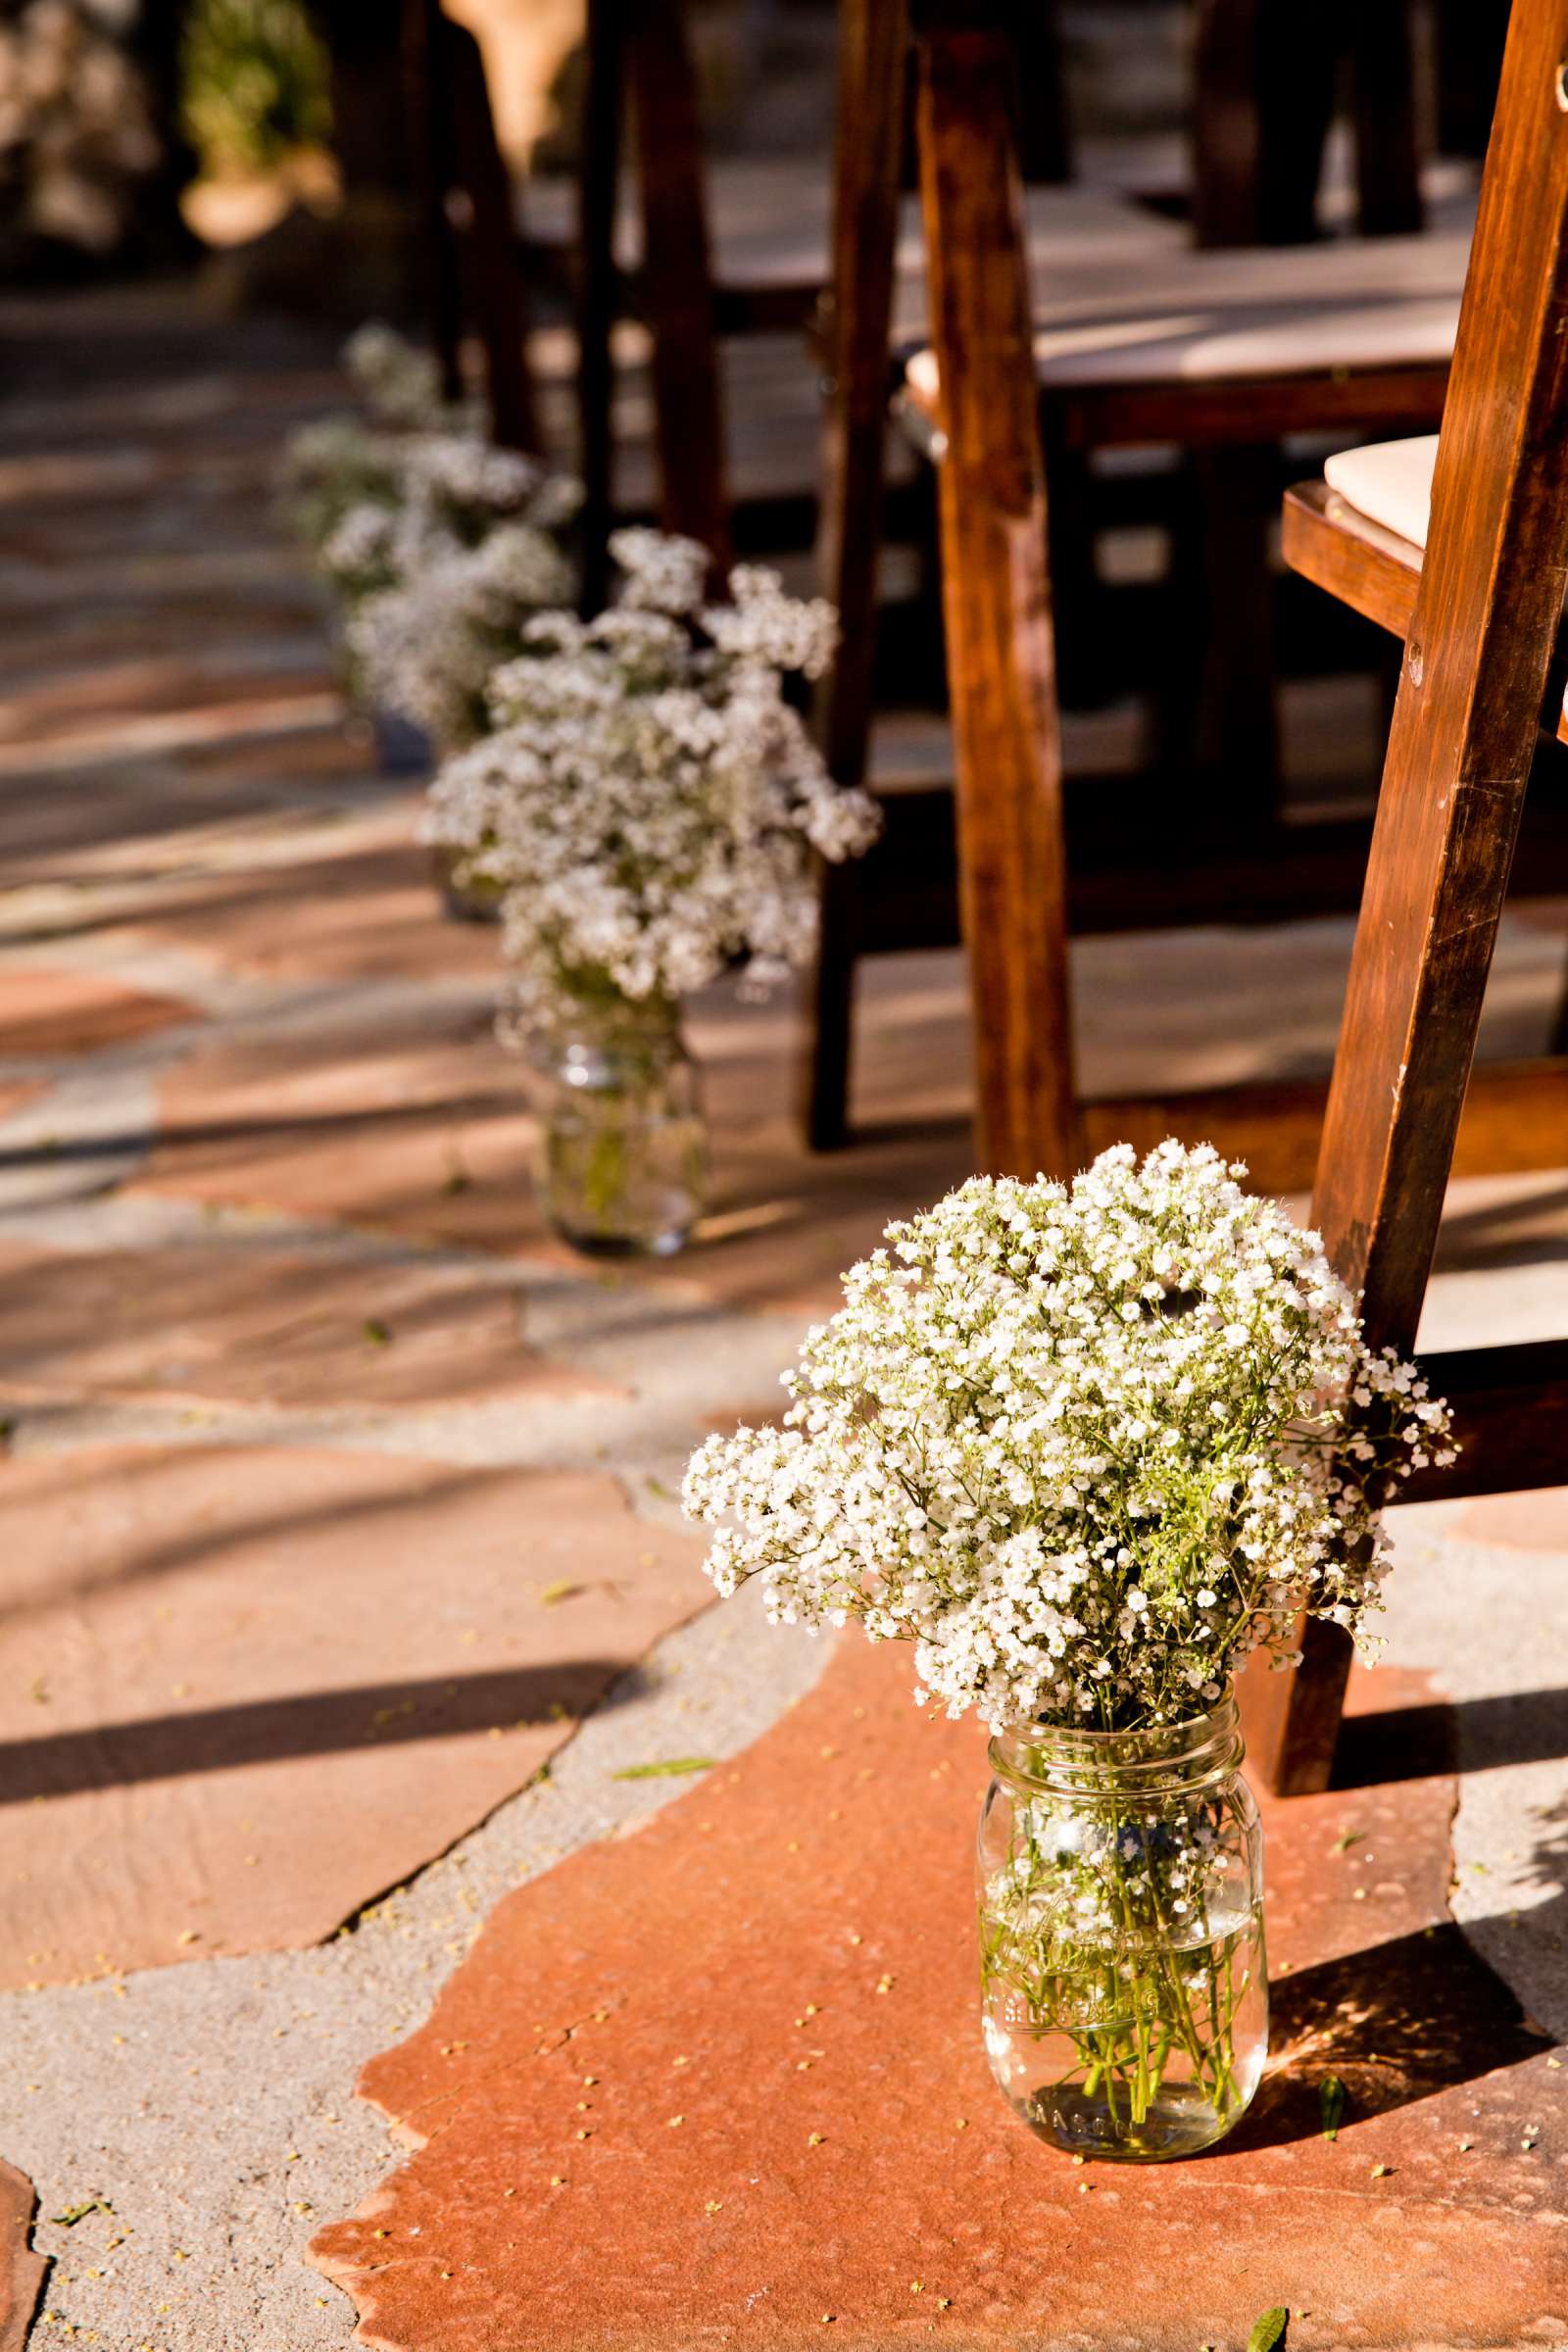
419,527,880,1256
531,986,707,1256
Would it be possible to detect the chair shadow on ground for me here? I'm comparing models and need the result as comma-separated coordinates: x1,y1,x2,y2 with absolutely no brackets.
1335,1687,1568,1786
1226,1764,1568,2155
1228,1913,1557,2153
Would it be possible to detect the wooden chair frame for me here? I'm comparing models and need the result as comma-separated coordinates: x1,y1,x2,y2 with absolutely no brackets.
405,0,731,607
403,0,538,453
910,0,1568,1792
1248,0,1568,1788
803,0,1443,1152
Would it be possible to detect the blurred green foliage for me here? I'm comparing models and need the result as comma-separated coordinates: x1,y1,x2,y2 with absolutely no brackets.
180,0,332,176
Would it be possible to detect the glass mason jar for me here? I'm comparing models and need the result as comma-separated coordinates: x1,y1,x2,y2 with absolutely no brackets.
533,992,707,1257
430,844,503,923
977,1690,1265,2161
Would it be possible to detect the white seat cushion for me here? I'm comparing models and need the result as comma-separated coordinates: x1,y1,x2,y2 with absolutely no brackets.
522,160,1185,292
1322,433,1438,548
903,220,1472,397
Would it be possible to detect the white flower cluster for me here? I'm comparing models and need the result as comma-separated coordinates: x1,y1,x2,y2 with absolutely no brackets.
348,516,574,751
341,321,451,431
420,526,878,1019
280,324,580,656
684,1141,1454,1734
984,1790,1238,1991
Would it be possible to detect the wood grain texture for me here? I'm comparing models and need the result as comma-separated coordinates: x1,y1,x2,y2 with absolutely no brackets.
1281,479,1423,640
1009,369,1447,455
1402,1338,1568,1500
802,0,909,1150
914,1,1079,1180
1285,480,1568,747
1312,0,1568,1333
1257,0,1568,1795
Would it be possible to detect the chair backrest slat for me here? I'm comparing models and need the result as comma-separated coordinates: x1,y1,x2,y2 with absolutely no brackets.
1312,0,1568,1348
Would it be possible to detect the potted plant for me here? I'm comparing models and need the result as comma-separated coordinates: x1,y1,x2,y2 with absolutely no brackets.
421,526,881,1254
684,1143,1453,2158
281,323,579,784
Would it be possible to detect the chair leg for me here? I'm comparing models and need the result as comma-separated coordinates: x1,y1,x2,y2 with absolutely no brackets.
1246,0,1568,1795
914,1,1079,1183
799,0,908,1152
1139,445,1282,840
1350,0,1426,237
626,0,730,571
445,16,540,452
1190,443,1282,837
1192,0,1339,248
1547,943,1568,1058
803,858,866,1152
576,0,625,616
401,0,466,409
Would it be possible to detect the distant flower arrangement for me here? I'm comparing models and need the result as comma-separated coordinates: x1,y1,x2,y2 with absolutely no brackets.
280,324,581,730
421,526,880,1028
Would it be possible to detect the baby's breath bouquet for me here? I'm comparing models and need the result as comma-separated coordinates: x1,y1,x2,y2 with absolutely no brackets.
279,323,456,579
422,525,880,1018
685,1143,1453,2156
418,528,880,1256
345,485,577,755
281,325,581,742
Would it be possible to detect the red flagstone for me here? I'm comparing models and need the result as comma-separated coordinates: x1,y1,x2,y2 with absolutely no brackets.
136,971,977,1307
0,1082,43,1128
0,968,198,1058
0,2161,45,2352
133,1002,559,1258
312,1639,1565,2352
0,1237,616,1413
121,828,499,990
3,770,305,886
0,1446,710,1987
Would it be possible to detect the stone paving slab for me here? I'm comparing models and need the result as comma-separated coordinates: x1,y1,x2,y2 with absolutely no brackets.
311,1637,1566,2352
119,831,498,990
0,1084,42,1131
0,1234,617,1412
0,969,200,1060
133,992,553,1256
0,2164,44,2352
3,763,340,888
0,1586,827,2352
0,1445,710,1988
1456,1484,1568,1553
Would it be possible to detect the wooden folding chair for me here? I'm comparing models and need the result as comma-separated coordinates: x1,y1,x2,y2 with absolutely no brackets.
402,0,539,453
802,0,1460,1152
906,0,1568,1791
556,0,1073,601
403,0,730,607
1248,0,1568,1789
1192,0,1425,246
